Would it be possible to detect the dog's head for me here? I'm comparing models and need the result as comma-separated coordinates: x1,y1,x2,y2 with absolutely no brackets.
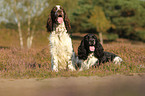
51,5,65,24
78,34,104,60
84,34,97,52
46,5,71,32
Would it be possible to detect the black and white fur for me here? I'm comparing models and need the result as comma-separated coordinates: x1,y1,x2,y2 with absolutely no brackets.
78,34,123,70
46,5,76,72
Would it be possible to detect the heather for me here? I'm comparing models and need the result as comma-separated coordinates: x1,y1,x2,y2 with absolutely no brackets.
0,34,144,78
0,0,145,78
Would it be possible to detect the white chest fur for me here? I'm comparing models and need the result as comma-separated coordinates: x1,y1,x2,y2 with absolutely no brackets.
80,53,98,70
49,22,74,70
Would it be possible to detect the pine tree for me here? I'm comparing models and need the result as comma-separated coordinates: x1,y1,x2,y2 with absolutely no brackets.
72,0,94,32
101,0,145,38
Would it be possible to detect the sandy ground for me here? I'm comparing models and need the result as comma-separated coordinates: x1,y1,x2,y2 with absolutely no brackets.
0,74,145,96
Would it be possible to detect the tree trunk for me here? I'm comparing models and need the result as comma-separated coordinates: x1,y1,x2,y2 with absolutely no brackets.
17,18,23,49
27,36,33,49
27,12,32,49
26,0,39,49
13,0,23,49
99,32,103,45
27,16,35,49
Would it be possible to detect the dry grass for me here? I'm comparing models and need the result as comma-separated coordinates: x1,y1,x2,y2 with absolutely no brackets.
0,30,145,79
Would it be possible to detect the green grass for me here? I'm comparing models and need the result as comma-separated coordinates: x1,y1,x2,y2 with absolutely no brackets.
0,29,145,79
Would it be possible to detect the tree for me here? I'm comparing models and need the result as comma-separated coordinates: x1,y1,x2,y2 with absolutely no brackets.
72,0,94,32
100,0,145,39
24,0,48,49
89,6,112,45
5,0,25,49
1,0,48,49
71,0,145,41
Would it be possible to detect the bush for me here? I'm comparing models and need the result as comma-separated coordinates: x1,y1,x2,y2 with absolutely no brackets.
135,30,145,42
104,33,119,41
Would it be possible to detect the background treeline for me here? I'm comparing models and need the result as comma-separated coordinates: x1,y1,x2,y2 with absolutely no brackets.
0,0,145,46
71,0,145,42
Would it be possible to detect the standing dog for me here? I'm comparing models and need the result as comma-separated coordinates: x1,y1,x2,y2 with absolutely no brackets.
46,5,76,72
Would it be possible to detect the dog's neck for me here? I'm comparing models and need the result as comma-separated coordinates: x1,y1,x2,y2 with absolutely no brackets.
88,53,94,58
85,53,95,61
53,22,67,33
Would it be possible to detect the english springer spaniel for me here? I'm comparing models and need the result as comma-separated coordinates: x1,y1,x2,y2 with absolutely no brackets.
46,5,76,72
78,34,123,70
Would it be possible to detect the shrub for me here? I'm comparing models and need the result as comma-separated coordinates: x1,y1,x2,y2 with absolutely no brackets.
135,30,145,42
104,33,119,41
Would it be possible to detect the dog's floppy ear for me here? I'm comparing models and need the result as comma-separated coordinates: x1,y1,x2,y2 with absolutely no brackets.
46,7,56,32
63,8,71,32
46,14,53,32
94,38,104,59
78,39,88,60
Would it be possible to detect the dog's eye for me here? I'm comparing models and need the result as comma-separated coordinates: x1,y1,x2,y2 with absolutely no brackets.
60,7,63,9
85,36,88,40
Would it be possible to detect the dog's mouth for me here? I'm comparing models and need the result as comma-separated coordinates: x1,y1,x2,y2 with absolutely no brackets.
57,15,64,24
89,46,95,52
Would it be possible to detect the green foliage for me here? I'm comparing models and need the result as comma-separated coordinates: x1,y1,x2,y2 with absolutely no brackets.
101,0,145,38
71,0,145,41
135,30,145,42
0,0,145,41
72,0,94,32
89,6,112,33
104,33,119,41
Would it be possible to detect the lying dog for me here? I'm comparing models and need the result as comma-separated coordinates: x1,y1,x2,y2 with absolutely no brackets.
78,34,123,70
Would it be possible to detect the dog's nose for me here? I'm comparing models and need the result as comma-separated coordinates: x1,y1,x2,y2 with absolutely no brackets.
57,10,63,14
56,10,63,17
90,39,95,45
91,40,94,43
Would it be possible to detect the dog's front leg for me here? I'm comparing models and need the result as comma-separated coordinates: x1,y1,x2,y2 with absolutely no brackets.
51,56,58,72
68,60,76,71
69,52,79,71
